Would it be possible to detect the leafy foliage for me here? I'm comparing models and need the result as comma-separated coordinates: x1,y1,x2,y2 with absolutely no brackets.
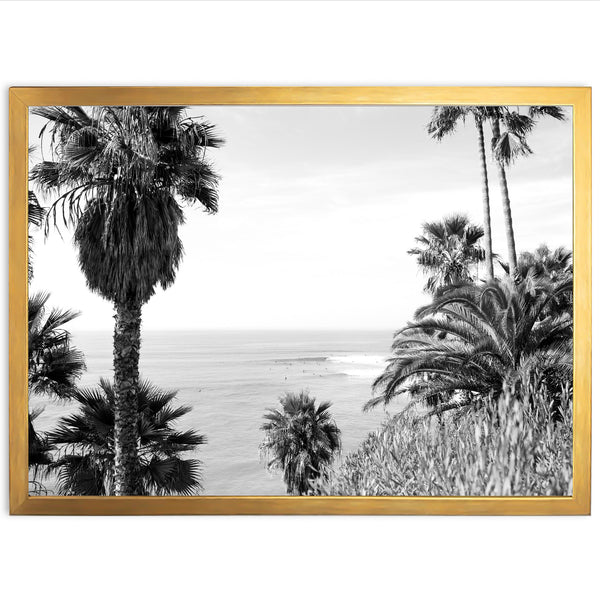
509,244,572,283
260,391,341,495
28,181,85,480
426,105,499,139
490,105,566,166
407,214,485,295
507,245,573,319
368,277,572,414
28,291,86,400
315,385,572,496
28,408,55,483
28,191,45,281
30,106,224,304
48,379,205,496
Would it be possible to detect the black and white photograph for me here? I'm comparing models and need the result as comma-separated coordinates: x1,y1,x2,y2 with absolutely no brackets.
27,103,573,497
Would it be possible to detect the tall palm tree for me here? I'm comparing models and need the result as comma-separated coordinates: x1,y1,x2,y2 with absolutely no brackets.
368,278,572,418
260,391,341,495
489,106,566,279
31,106,224,494
48,379,205,496
408,214,485,295
427,106,496,279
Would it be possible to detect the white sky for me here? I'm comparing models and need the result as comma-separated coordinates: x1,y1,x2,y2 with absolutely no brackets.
28,105,573,331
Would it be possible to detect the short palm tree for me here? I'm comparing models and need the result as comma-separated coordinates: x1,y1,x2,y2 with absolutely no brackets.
28,408,55,493
510,245,573,322
29,291,86,400
427,106,496,279
489,106,566,278
27,186,86,481
48,378,205,496
408,214,485,295
31,106,224,494
28,292,86,483
260,391,342,495
518,244,572,282
368,278,572,417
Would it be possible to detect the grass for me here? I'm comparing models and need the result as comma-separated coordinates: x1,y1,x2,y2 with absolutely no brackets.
313,385,572,496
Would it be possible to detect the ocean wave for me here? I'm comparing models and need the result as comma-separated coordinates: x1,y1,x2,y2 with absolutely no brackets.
337,368,384,379
325,354,387,379
271,356,329,363
326,354,387,366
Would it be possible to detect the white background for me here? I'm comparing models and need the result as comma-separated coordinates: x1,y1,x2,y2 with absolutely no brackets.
1,2,597,599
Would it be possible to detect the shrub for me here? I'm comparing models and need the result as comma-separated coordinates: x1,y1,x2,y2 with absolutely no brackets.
313,385,572,496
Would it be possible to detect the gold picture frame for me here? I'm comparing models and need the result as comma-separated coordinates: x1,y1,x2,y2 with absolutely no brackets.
9,86,591,515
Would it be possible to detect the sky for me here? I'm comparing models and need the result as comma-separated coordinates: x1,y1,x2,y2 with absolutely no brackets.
28,105,573,331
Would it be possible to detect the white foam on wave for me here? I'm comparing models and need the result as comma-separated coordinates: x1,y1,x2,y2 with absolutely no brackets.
327,354,387,366
326,354,387,379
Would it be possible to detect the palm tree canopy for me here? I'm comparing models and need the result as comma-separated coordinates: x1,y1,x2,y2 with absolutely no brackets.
30,106,224,304
426,106,498,140
498,244,572,303
48,378,205,496
528,106,567,121
28,291,86,399
518,244,572,280
28,190,45,281
73,188,185,304
260,391,341,495
491,105,566,166
28,408,55,473
408,214,485,295
368,277,572,413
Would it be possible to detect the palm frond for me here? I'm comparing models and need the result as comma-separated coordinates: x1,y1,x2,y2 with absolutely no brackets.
49,379,205,496
369,277,572,416
260,391,341,495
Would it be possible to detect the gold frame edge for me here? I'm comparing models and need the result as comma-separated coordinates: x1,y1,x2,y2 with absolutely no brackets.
9,86,591,515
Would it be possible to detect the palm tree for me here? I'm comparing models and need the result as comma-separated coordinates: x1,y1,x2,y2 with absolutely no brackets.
27,185,86,482
489,106,566,278
31,106,224,494
506,244,573,322
367,278,572,418
28,191,45,281
28,291,86,486
29,291,86,400
518,244,572,282
260,391,341,495
28,408,55,494
408,214,485,295
427,106,496,279
48,378,205,496
28,189,85,401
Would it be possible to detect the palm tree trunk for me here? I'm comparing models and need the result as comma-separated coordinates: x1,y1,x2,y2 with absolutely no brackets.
491,117,518,279
112,300,142,495
475,117,494,280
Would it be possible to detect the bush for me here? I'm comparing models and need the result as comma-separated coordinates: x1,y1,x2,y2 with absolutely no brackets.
313,385,572,496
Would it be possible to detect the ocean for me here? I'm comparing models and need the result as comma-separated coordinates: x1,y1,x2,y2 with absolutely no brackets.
30,330,398,495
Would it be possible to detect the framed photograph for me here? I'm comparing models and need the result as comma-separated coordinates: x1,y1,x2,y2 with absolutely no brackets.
9,87,591,515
